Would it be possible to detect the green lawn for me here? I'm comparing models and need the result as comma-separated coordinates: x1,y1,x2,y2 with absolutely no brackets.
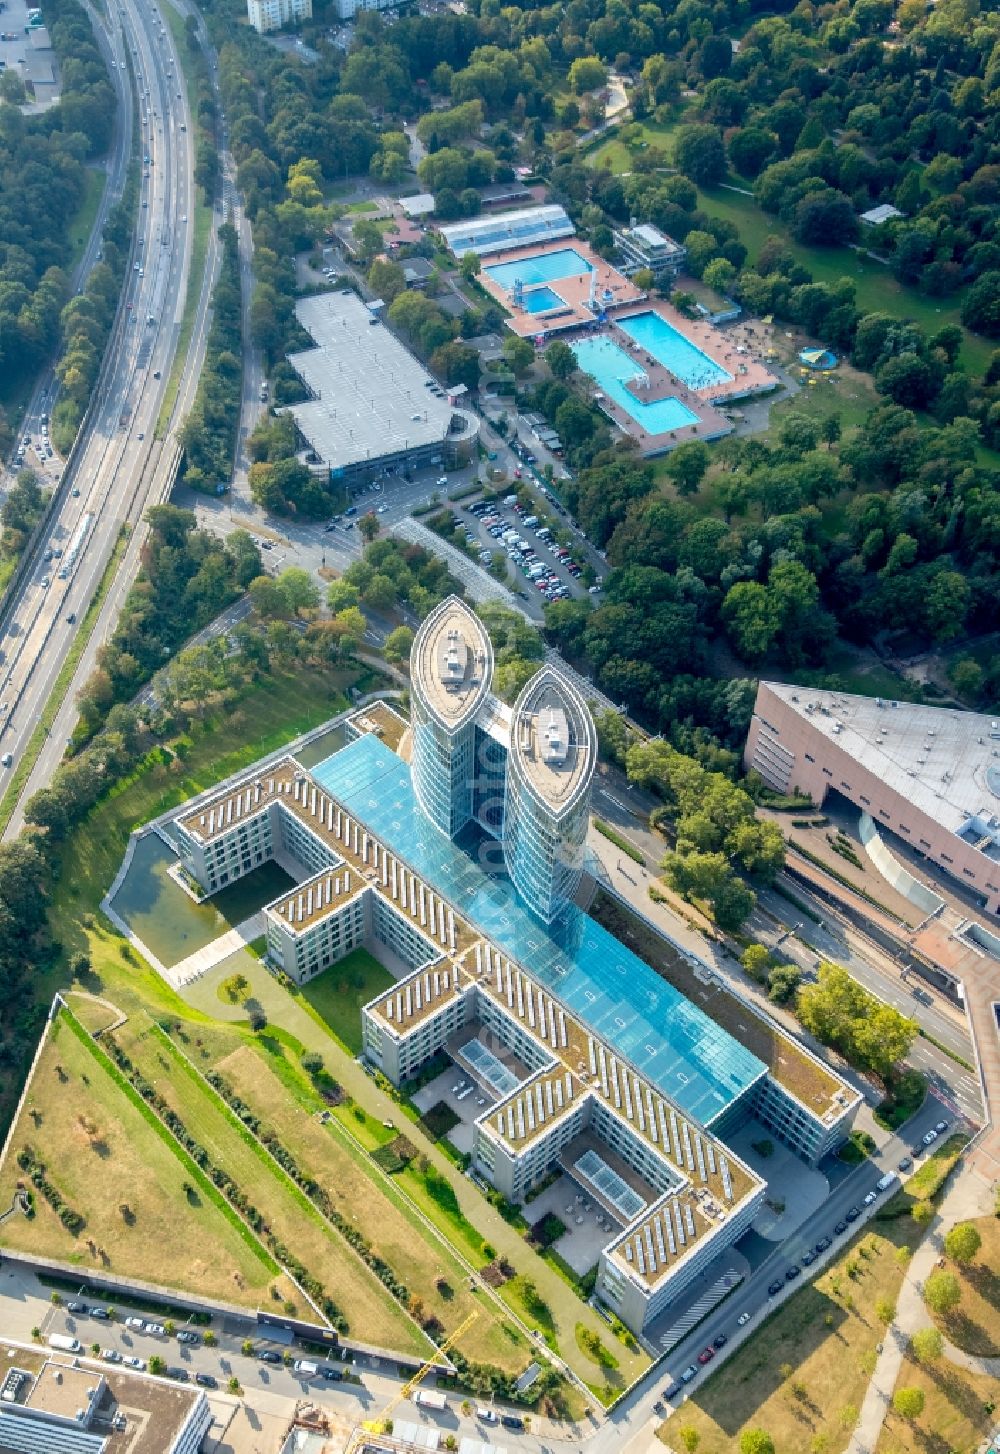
68,168,108,272
587,119,679,174
0,1013,288,1310
694,185,991,375
299,947,395,1055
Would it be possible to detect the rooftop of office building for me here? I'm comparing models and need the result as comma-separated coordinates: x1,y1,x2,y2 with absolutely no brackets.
593,892,853,1122
308,732,768,1125
267,864,365,935
509,666,596,818
412,596,494,731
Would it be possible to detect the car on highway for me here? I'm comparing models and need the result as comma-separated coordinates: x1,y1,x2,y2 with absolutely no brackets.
1,754,12,769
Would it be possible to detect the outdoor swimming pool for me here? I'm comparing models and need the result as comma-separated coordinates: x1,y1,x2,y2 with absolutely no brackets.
571,336,700,435
521,285,565,314
618,311,732,390
486,247,594,291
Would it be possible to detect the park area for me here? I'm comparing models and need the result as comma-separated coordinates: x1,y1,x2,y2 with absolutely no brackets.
658,1216,925,1454
0,1011,294,1313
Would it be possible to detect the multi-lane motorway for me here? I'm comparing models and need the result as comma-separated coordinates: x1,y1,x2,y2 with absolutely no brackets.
0,0,217,837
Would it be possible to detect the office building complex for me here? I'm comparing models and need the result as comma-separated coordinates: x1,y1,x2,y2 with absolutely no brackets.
409,598,595,923
247,0,311,33
283,293,478,487
170,623,861,1332
612,222,687,279
746,682,1000,916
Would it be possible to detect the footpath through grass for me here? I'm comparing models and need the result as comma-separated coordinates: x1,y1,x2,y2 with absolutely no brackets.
0,1012,286,1309
658,1216,925,1454
113,1013,428,1353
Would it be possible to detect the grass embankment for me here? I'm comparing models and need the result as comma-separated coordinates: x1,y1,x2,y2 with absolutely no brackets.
927,1214,1000,1358
299,948,396,1056
155,3,214,438
113,1014,428,1353
0,528,129,837
211,1041,531,1375
658,1219,925,1454
68,168,108,272
0,1012,287,1309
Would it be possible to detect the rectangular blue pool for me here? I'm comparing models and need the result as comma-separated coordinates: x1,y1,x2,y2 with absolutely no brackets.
618,311,732,390
521,285,565,314
571,336,700,435
310,734,766,1126
486,247,593,291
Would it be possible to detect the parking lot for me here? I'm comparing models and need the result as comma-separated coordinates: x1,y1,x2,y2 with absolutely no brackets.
460,493,597,606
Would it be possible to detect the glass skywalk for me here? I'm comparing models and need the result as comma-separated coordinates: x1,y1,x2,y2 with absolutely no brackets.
310,734,766,1127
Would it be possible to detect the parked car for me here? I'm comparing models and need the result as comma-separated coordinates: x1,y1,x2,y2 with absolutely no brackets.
123,1357,146,1371
176,1331,199,1345
697,1348,714,1366
258,1350,281,1365
834,1220,848,1235
501,1415,524,1431
101,1349,122,1363
846,1205,861,1222
195,1373,217,1388
934,1120,948,1135
145,1323,167,1336
478,1409,498,1424
785,1265,801,1281
922,1129,939,1147
680,1366,697,1383
664,1383,683,1400
815,1236,832,1252
712,1333,728,1349
767,1281,783,1296
67,1302,88,1315
801,1249,817,1266
897,1156,913,1172
737,1312,751,1326
124,1317,145,1331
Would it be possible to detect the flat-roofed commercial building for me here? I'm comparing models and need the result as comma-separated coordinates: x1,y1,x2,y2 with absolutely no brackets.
439,205,575,260
283,292,478,487
746,682,1000,916
613,222,687,279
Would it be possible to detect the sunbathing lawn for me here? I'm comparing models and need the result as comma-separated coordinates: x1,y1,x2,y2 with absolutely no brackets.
929,1214,1000,1357
0,1016,287,1310
112,1014,428,1355
298,948,395,1056
214,1042,532,1376
875,1355,999,1454
658,1217,924,1454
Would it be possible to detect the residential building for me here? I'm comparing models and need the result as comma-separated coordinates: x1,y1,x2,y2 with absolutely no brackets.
745,682,1000,916
282,292,478,487
612,222,687,279
247,0,311,33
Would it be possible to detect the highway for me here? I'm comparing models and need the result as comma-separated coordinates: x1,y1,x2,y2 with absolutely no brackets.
0,0,221,838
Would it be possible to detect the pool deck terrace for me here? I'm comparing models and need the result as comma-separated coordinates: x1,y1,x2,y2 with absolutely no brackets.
613,300,777,406
574,326,734,456
479,237,646,338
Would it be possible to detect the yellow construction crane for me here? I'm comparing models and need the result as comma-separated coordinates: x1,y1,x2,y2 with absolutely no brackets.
346,1310,480,1454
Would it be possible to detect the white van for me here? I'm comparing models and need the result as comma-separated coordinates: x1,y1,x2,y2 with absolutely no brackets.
294,1360,319,1377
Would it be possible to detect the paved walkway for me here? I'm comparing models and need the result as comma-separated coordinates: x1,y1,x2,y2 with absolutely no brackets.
846,1168,994,1454
168,912,264,987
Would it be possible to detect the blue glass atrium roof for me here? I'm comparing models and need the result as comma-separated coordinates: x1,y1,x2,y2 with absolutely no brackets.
309,734,766,1126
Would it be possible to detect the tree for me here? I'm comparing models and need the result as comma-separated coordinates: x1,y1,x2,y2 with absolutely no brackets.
944,1222,982,1265
722,581,782,663
678,1429,700,1453
923,1269,961,1316
546,340,576,380
276,567,320,618
665,440,710,496
674,125,727,185
384,625,414,663
327,579,360,613
352,219,384,266
740,1432,776,1454
568,56,607,94
503,334,535,377
961,272,1000,336
909,1327,943,1364
359,512,380,544
728,127,776,178
821,415,842,450
740,944,773,982
793,189,860,246
892,1387,924,1421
